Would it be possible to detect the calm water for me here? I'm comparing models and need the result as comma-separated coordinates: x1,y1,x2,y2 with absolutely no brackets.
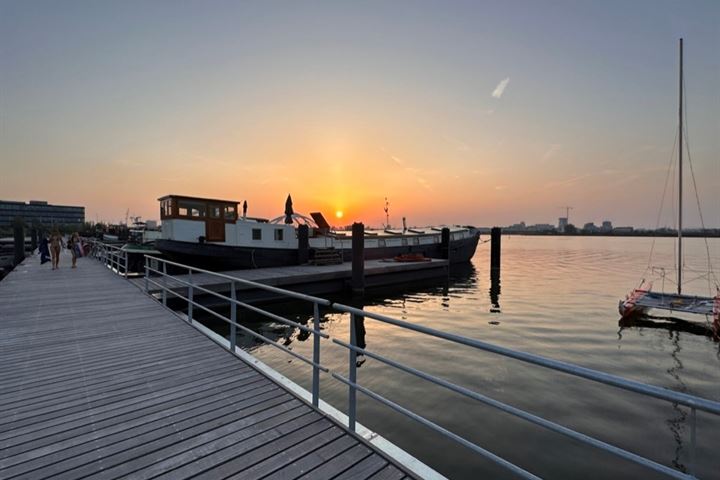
198,236,720,479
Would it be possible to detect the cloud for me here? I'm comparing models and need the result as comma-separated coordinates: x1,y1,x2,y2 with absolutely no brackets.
495,185,507,191
542,144,562,161
492,77,510,98
442,134,470,152
391,155,404,166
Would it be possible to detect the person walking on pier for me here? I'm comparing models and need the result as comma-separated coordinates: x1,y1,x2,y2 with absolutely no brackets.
49,230,63,270
69,232,81,268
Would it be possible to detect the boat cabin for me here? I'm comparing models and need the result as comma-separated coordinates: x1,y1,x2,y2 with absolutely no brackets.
159,195,239,242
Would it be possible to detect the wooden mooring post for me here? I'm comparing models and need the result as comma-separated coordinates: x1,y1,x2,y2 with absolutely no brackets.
351,222,365,295
490,227,501,273
441,227,450,260
13,218,25,267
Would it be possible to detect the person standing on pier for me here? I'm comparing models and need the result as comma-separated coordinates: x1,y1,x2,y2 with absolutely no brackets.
39,234,51,265
69,232,81,268
49,230,63,270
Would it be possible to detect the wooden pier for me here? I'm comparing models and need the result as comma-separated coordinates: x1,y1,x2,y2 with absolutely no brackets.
0,253,416,479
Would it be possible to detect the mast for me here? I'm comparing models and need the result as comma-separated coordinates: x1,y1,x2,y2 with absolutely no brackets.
677,38,683,294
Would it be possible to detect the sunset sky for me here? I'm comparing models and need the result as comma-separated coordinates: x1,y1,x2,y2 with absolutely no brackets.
1,0,718,228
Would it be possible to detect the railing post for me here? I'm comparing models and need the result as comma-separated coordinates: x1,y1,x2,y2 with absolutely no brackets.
690,407,696,476
124,252,128,279
230,281,237,352
348,312,358,431
162,261,167,307
144,257,149,293
187,269,193,323
312,302,321,407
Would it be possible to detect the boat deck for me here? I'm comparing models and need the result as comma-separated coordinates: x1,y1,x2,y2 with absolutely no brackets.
0,253,415,479
634,290,718,316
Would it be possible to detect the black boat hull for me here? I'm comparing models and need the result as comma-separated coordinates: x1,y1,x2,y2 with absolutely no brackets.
156,232,480,270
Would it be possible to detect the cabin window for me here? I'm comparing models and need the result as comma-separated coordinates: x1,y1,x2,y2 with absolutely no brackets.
177,200,206,218
378,239,386,247
274,229,284,241
402,238,408,246
210,206,221,219
224,205,236,220
252,229,262,240
412,237,419,245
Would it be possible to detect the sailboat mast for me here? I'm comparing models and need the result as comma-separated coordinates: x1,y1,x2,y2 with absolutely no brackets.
677,38,683,295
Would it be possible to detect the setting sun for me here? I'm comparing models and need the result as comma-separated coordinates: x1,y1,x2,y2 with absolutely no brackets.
335,210,344,219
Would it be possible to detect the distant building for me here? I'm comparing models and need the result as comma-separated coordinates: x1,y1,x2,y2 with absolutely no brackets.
583,222,599,233
613,226,634,234
0,200,85,228
601,220,613,232
532,224,555,232
506,221,527,232
558,217,568,233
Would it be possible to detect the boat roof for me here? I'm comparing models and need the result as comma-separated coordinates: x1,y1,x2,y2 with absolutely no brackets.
158,194,239,205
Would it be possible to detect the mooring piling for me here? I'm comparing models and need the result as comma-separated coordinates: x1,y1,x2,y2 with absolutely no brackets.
13,218,24,267
351,222,365,295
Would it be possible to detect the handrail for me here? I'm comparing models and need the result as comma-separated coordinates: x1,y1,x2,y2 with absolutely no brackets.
87,239,129,279
140,254,719,479
145,255,332,306
331,303,720,416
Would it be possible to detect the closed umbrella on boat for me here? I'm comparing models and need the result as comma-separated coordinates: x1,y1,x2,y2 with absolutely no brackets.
284,194,294,224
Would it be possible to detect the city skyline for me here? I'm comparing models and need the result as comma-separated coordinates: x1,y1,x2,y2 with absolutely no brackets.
1,1,718,228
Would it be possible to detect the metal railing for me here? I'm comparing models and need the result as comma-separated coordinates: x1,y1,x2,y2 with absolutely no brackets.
88,240,129,278
140,254,718,480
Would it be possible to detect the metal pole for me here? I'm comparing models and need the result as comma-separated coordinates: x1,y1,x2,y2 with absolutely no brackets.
312,302,321,407
230,281,237,352
348,313,358,431
677,38,683,295
187,269,194,323
690,407,696,476
162,261,167,307
144,258,149,293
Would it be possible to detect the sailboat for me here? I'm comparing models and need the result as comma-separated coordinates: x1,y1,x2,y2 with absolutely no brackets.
618,39,720,337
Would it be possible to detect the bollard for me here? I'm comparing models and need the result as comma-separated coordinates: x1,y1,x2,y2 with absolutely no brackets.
297,224,309,264
351,222,365,295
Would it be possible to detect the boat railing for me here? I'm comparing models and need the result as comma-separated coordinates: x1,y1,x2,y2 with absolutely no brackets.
141,254,718,480
87,239,129,278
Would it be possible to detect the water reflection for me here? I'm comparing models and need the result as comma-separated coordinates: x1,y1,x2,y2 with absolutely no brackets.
489,268,501,314
617,315,715,340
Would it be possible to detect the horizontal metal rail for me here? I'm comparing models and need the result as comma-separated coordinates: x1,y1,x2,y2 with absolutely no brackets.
145,255,332,306
331,303,720,416
144,276,328,372
330,372,541,480
141,254,719,479
145,266,329,339
332,338,695,480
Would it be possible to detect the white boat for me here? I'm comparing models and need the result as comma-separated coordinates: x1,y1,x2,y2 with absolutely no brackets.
619,39,720,336
154,194,481,270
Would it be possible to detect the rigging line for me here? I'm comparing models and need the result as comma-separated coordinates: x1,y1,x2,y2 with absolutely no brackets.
647,129,679,272
682,78,719,290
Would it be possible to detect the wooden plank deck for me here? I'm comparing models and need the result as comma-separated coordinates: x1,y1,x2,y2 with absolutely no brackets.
0,253,415,480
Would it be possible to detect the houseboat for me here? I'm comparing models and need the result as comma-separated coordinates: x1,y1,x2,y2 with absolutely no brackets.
155,194,480,269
